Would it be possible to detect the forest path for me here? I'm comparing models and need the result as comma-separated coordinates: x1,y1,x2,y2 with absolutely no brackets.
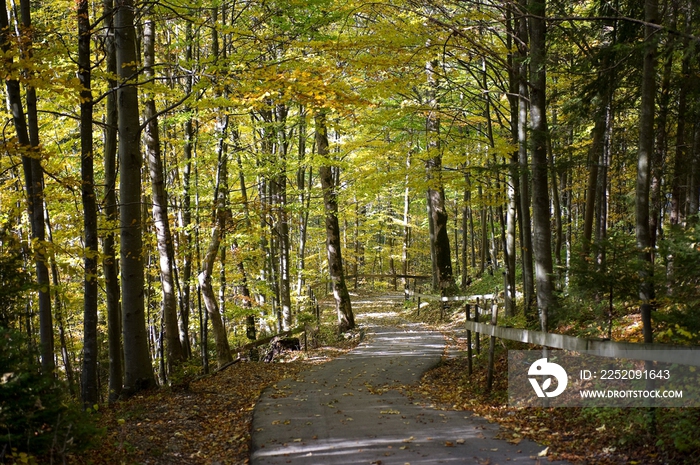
250,293,568,464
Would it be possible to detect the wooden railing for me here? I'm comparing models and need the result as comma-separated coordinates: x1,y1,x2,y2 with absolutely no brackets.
411,291,700,391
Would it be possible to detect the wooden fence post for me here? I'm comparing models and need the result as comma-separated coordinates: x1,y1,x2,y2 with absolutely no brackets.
440,289,445,321
475,297,480,354
486,296,499,392
466,304,472,376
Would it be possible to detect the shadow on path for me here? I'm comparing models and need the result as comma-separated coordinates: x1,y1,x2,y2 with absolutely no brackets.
251,296,569,464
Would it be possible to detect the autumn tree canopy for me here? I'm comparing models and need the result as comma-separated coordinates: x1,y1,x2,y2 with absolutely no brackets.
1,0,699,446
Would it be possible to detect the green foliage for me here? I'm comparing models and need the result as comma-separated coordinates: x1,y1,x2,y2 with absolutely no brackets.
666,409,700,454
0,328,100,459
0,249,32,327
655,225,700,342
562,231,641,334
580,407,700,459
466,272,502,296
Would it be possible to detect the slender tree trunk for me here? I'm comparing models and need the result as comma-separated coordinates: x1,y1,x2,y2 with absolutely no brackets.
582,108,605,256
178,19,195,359
102,0,122,401
595,97,614,268
549,120,563,286
516,0,534,315
1,0,54,375
143,15,184,376
479,186,487,275
116,0,156,394
636,0,658,344
529,0,556,331
650,18,675,257
461,171,470,289
78,0,99,406
219,247,227,330
20,0,54,375
296,105,310,296
670,40,690,226
193,159,209,373
504,0,518,314
427,192,438,288
45,216,75,395
236,151,256,340
198,154,233,367
403,153,412,292
316,110,354,332
275,103,292,330
688,123,700,222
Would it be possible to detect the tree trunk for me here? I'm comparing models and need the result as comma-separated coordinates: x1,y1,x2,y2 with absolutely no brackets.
506,156,518,314
178,18,196,359
425,59,453,291
296,105,310,296
316,110,354,332
504,0,518,314
143,15,184,376
669,38,690,226
102,0,122,401
403,154,412,292
78,0,99,407
0,0,54,375
275,103,292,330
116,0,156,394
650,14,675,257
461,172,470,290
45,216,75,395
636,0,659,345
236,150,256,340
529,0,556,331
582,107,605,256
516,0,535,316
688,123,700,223
198,167,234,367
479,186,487,275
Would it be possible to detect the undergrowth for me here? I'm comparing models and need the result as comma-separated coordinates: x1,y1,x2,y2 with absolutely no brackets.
404,288,700,464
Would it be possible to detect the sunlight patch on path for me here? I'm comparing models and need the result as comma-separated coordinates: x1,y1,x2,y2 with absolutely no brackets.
251,299,571,464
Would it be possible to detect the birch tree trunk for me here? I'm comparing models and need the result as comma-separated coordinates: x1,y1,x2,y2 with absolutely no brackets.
143,14,184,375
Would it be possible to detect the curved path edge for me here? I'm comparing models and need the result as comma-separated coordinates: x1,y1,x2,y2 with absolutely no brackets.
250,318,570,464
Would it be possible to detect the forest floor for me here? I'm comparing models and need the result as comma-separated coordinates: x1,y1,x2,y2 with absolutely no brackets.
64,291,697,465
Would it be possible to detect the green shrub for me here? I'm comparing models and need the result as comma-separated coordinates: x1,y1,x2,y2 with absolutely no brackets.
0,328,99,460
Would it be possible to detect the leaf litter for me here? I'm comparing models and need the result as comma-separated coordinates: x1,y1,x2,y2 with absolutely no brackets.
67,343,360,465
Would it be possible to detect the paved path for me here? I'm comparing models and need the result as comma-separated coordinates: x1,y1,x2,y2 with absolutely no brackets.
251,303,568,464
